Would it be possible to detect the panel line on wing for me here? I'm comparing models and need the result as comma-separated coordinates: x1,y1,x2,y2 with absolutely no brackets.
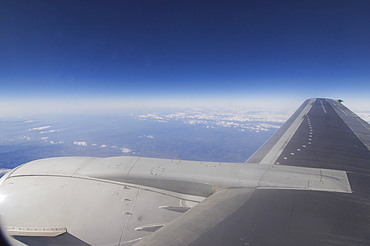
119,188,141,245
320,101,327,113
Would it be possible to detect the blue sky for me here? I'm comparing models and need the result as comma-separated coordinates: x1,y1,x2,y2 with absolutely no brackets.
1,1,370,114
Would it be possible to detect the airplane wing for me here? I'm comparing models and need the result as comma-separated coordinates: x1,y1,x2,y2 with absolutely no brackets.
135,98,370,245
0,98,370,245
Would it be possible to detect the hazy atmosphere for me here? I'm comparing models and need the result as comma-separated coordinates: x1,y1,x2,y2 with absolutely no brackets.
1,1,370,114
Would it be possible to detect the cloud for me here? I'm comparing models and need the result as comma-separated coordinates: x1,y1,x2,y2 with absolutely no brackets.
357,112,370,123
135,108,289,132
96,144,132,153
50,141,63,144
40,129,60,134
28,126,51,131
18,136,31,140
138,114,167,122
73,141,87,146
121,147,132,153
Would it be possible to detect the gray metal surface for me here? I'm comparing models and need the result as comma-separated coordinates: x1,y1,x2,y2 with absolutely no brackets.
189,189,370,246
191,99,370,245
132,99,370,245
273,99,370,173
135,188,255,246
246,98,313,164
0,98,370,245
258,98,315,164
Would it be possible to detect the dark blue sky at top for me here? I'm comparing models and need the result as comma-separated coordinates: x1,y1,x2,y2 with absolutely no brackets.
1,1,370,111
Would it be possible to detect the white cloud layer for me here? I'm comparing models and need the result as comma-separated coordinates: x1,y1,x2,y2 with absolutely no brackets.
40,129,60,134
18,136,31,140
121,147,132,153
28,126,51,131
73,141,87,146
137,108,290,132
357,112,370,122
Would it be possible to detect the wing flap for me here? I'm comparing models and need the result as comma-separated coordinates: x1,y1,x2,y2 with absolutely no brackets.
188,189,370,246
